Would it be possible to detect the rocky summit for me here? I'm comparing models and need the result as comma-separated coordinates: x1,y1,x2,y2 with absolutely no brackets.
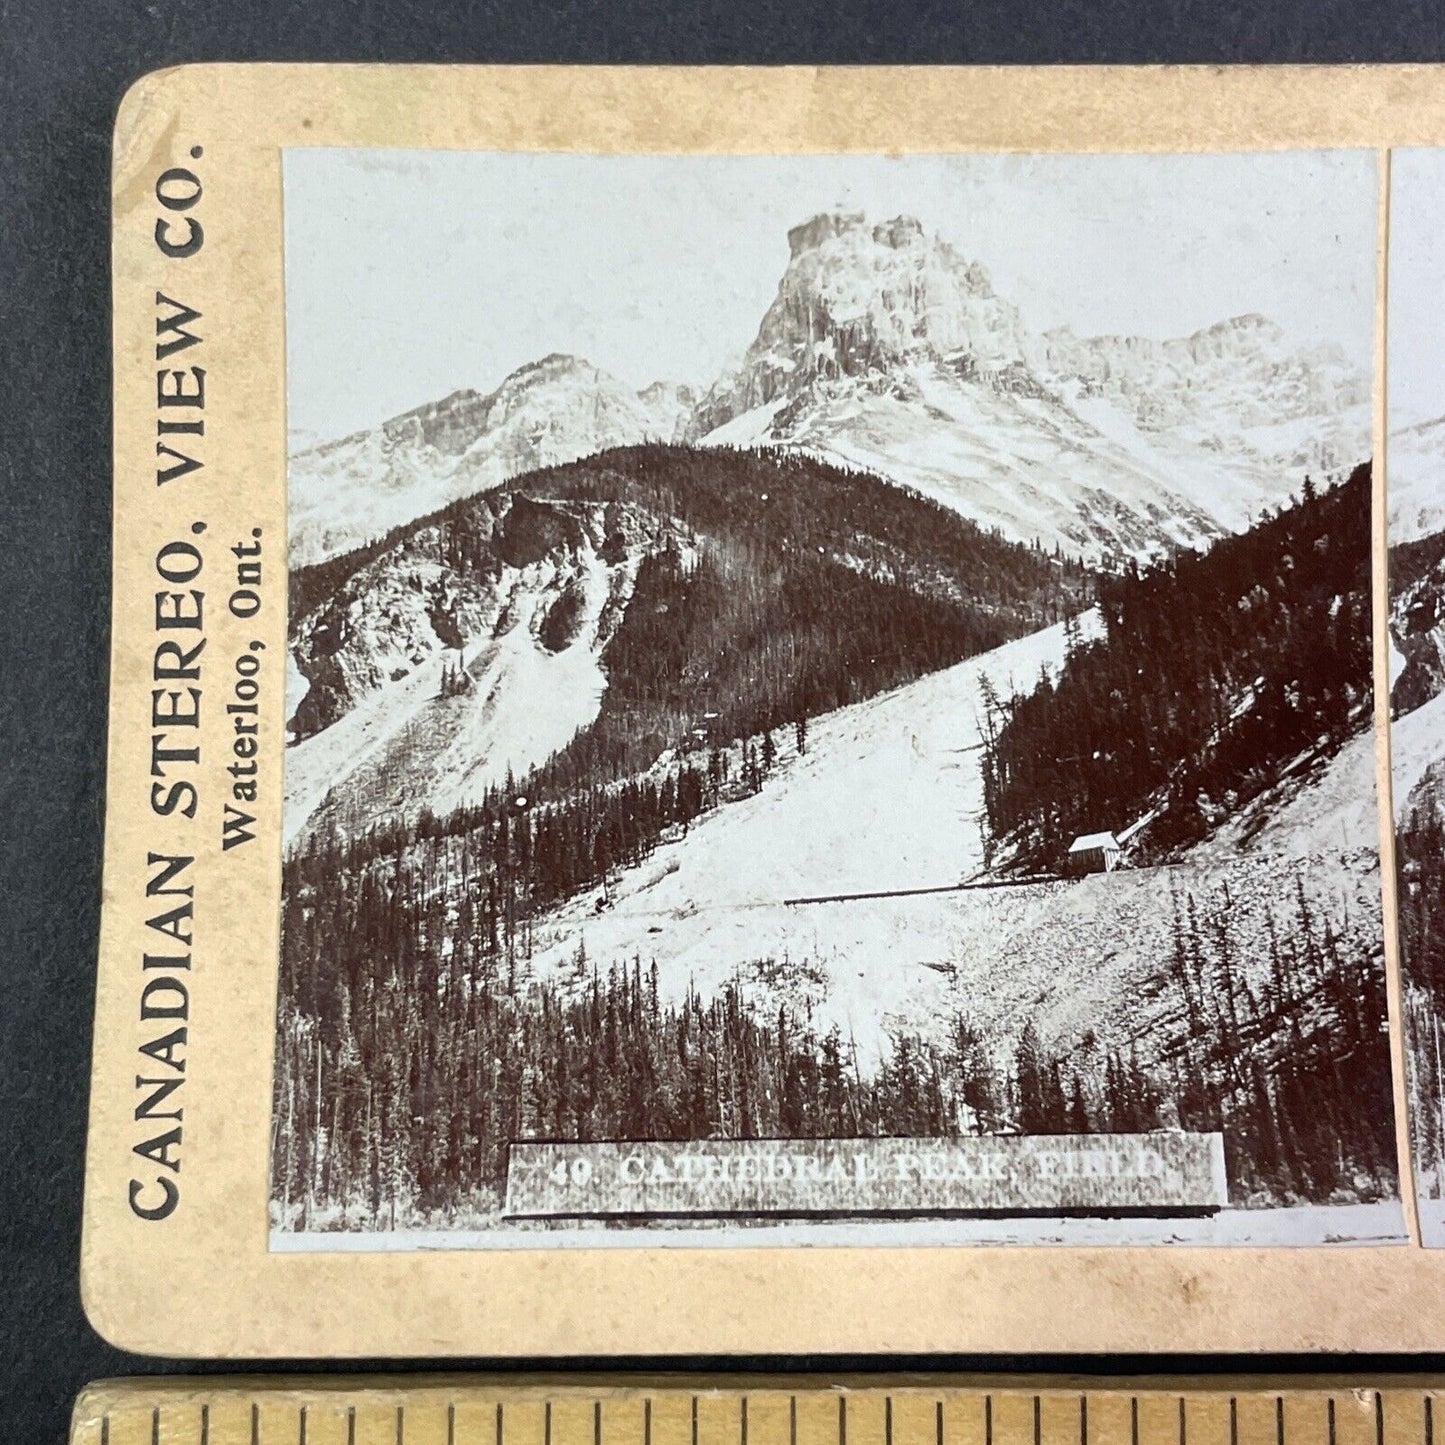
688,210,1032,434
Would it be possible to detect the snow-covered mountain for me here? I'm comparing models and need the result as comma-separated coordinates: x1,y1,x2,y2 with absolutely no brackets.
288,356,696,565
291,210,1368,570
1391,416,1445,545
690,210,1369,559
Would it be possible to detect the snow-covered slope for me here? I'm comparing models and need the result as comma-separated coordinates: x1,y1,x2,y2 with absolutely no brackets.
289,356,695,565
524,618,1079,1064
524,614,1381,1069
704,361,1227,559
1394,689,1445,822
691,211,1369,559
285,494,673,846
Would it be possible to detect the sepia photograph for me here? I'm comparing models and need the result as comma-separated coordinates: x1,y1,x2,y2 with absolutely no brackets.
1386,147,1445,1246
271,148,1401,1249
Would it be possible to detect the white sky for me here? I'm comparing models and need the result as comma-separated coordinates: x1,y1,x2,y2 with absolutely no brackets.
1390,149,1445,428
284,148,1378,442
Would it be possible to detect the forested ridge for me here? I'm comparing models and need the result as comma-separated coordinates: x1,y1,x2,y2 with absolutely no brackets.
290,725,781,969
534,530,1004,795
1389,519,1445,1192
292,443,1090,757
291,443,1090,893
979,465,1373,868
291,442,1089,631
1392,526,1445,597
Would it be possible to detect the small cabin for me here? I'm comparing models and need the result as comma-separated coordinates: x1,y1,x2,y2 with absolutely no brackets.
1066,830,1121,876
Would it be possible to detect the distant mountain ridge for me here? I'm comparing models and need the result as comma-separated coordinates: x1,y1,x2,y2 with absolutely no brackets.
288,354,696,565
291,210,1370,565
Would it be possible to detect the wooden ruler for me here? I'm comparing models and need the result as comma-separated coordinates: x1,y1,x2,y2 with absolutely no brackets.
69,1379,1445,1445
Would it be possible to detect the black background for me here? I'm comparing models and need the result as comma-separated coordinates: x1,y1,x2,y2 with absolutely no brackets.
5,2,1445,1441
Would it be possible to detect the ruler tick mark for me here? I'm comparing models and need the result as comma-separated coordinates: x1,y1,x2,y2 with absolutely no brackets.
885,1397,892,1445
347,1407,356,1445
101,1416,110,1445
1034,1396,1041,1445
1131,1399,1139,1445
1179,1398,1187,1445
448,1403,456,1445
841,1394,848,1445
1230,1399,1238,1445
645,1401,652,1445
692,1397,698,1445
300,1405,309,1445
201,1405,210,1445
986,1395,994,1445
743,1397,750,1445
936,1399,944,1445
253,1403,261,1445
595,1401,602,1445
497,1401,503,1445
790,1397,797,1445
1276,1398,1284,1445
549,1401,555,1445
1429,1395,1436,1445
152,1405,161,1445
1377,1393,1385,1445
1081,1395,1088,1445
1329,1399,1337,1445
397,1404,405,1445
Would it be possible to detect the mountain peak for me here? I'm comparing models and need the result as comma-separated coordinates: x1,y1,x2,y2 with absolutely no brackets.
787,210,868,257
293,208,1370,571
504,352,601,384
871,214,927,250
1198,313,1284,342
691,209,1027,436
788,208,935,248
